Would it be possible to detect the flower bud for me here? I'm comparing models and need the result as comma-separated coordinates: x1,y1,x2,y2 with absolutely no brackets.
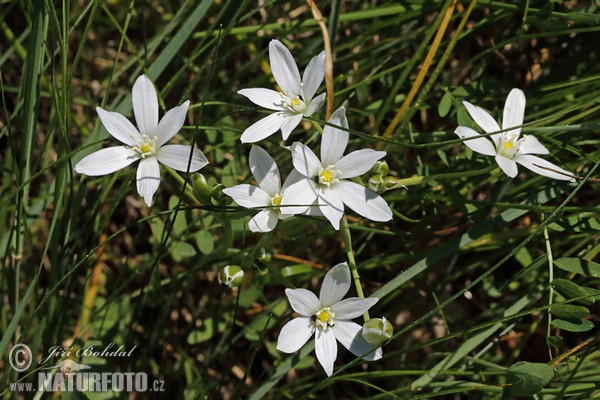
192,173,212,203
384,176,407,191
211,184,232,205
362,317,393,346
258,248,272,264
220,265,244,288
368,174,385,193
370,161,389,177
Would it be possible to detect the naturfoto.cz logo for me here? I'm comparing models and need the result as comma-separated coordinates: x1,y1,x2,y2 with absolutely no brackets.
8,343,165,394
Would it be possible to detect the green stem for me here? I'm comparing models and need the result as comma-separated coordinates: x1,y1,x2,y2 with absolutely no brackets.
339,214,369,321
398,165,496,187
543,222,555,360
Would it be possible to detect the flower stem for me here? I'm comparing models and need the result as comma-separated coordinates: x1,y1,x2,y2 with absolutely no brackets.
543,222,555,360
398,165,496,187
339,214,370,321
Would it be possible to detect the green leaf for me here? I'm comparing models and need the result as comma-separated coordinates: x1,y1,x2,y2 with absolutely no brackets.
170,241,196,261
549,304,590,320
551,318,594,332
554,258,600,277
187,318,227,344
281,264,312,277
438,92,452,117
195,230,214,255
549,216,600,233
551,279,596,306
546,336,564,349
506,362,554,396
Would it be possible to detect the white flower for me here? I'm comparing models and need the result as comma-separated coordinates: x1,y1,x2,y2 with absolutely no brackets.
280,107,393,230
222,146,299,232
454,88,574,181
237,39,326,143
75,75,209,206
276,262,382,376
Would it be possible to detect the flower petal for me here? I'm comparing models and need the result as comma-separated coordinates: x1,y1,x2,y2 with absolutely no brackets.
132,75,159,136
305,93,326,117
321,107,349,165
96,107,141,146
240,112,287,143
463,100,501,134
276,317,314,353
494,155,518,178
249,209,279,232
332,320,382,361
249,146,281,195
280,177,318,215
336,181,393,223
331,297,378,320
237,88,285,111
502,88,526,137
155,100,190,147
302,50,325,102
285,288,321,316
519,135,549,155
318,187,345,230
513,154,575,181
222,184,271,208
315,328,337,376
454,126,497,156
336,149,386,179
269,39,301,95
319,262,351,307
280,113,303,141
136,157,161,206
291,142,321,178
75,147,140,176
156,144,208,172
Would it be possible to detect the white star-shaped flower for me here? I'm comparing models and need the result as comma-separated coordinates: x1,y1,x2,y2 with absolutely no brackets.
237,39,326,143
280,107,393,230
75,75,209,206
222,145,300,232
277,262,382,376
454,88,574,181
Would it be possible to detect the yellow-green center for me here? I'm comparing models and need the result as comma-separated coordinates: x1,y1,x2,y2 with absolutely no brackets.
133,135,158,158
313,307,335,330
271,193,282,207
317,165,340,187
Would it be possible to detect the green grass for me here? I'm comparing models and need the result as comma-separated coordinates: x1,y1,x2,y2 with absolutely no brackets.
2,0,600,398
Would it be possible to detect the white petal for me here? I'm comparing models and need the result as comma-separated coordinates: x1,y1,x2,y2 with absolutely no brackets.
463,100,501,134
249,146,281,195
280,178,318,215
240,112,287,143
75,147,139,176
336,149,386,179
332,320,382,361
280,113,303,141
315,328,337,376
319,262,351,307
155,100,190,147
331,297,378,320
132,75,159,136
302,50,325,102
285,288,321,316
291,142,321,178
305,93,326,117
513,154,575,181
318,187,345,230
502,88,526,137
222,184,271,208
495,154,518,178
249,209,279,232
281,169,305,191
336,181,393,222
519,135,549,155
321,107,349,165
237,88,285,111
96,107,141,146
269,39,301,95
136,157,161,206
454,126,497,156
156,144,208,172
276,317,314,353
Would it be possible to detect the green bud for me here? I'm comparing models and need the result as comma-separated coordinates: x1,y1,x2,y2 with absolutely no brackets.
192,173,212,203
362,317,393,346
368,174,385,193
384,176,407,191
258,248,272,264
370,161,389,177
211,184,232,205
220,265,244,288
